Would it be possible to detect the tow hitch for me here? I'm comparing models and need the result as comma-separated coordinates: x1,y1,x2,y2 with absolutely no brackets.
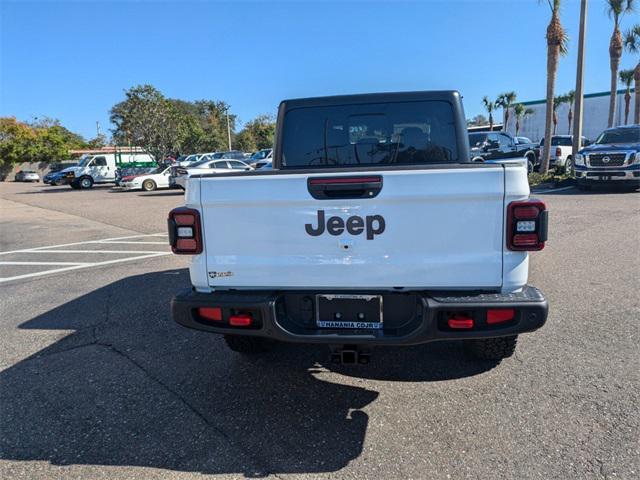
330,345,371,365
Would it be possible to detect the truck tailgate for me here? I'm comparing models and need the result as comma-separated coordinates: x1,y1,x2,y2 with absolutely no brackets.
199,166,505,289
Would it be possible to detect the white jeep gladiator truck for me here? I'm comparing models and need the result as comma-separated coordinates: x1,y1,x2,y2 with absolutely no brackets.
169,91,549,364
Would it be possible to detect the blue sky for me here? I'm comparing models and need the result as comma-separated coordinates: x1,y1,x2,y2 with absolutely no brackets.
1,0,637,139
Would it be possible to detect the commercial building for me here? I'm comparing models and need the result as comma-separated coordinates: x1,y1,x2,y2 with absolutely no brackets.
506,88,637,142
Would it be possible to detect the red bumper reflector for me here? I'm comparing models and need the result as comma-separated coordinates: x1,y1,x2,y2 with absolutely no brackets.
198,307,222,322
229,313,253,327
487,309,515,324
447,316,474,329
512,233,539,247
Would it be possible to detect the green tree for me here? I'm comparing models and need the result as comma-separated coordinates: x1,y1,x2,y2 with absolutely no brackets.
33,126,70,162
0,117,38,174
513,104,534,136
624,24,640,123
540,0,569,174
496,91,517,132
605,0,635,127
235,114,276,152
110,85,184,162
619,69,635,124
552,95,567,135
482,96,496,131
564,90,575,134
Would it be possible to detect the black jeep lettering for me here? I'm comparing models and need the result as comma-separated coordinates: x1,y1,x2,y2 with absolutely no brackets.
305,209,325,236
306,210,385,240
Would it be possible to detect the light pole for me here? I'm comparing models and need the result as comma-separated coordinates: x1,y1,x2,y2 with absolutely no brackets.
226,109,232,151
572,0,588,158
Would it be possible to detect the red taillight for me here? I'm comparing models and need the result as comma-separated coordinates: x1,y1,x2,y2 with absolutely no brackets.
507,200,548,251
198,307,222,322
555,147,562,157
447,315,474,329
229,313,253,327
487,309,515,325
168,207,202,254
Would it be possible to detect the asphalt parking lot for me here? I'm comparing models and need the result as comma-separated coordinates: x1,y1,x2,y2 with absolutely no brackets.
0,181,638,480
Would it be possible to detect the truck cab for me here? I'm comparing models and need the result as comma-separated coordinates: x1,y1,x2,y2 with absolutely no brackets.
169,91,549,364
574,125,640,190
469,131,538,173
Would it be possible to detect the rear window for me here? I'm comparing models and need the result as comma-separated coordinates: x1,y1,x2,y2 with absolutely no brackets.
281,101,458,168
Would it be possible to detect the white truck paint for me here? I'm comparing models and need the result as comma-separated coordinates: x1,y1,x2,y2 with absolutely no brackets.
188,163,529,293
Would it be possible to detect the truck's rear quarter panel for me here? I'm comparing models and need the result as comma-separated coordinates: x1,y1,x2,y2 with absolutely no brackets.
197,166,513,290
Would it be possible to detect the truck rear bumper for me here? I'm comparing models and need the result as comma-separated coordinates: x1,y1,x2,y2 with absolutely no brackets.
171,286,548,346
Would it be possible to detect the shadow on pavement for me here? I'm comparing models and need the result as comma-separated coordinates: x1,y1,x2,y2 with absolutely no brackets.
533,184,639,196
0,268,495,476
17,185,114,194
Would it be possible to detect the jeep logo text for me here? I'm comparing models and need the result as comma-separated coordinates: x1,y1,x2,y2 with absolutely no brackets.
305,210,385,240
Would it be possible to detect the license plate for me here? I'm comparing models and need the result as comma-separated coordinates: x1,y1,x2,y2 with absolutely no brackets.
316,294,383,329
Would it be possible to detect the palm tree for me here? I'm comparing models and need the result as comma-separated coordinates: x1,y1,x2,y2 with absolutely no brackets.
496,91,517,132
482,96,495,131
624,24,640,123
564,90,575,134
553,95,566,135
540,0,569,174
605,0,636,128
514,103,525,136
619,69,635,124
513,104,535,136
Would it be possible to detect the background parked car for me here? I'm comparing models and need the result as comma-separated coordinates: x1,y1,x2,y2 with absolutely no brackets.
468,131,538,173
170,158,252,190
120,165,172,191
14,170,40,182
114,166,158,187
539,135,590,173
247,148,273,169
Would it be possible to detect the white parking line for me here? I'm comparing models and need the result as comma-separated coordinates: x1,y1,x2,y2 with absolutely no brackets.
0,233,172,283
24,250,166,254
0,261,90,266
98,241,168,245
0,233,168,255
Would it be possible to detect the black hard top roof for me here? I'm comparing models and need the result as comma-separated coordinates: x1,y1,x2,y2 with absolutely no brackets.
280,90,462,109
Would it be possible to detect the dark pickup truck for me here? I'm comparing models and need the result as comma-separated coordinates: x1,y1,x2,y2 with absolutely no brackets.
574,125,640,190
468,131,538,173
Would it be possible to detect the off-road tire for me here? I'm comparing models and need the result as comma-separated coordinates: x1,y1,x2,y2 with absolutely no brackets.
142,179,156,191
224,335,273,354
466,335,518,361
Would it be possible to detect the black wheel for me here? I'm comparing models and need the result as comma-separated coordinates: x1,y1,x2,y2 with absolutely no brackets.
526,155,535,174
142,179,156,191
472,157,484,163
79,176,94,189
224,335,273,354
465,335,518,361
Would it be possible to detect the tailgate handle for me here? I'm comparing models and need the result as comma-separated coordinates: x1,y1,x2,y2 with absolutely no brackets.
307,175,383,200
